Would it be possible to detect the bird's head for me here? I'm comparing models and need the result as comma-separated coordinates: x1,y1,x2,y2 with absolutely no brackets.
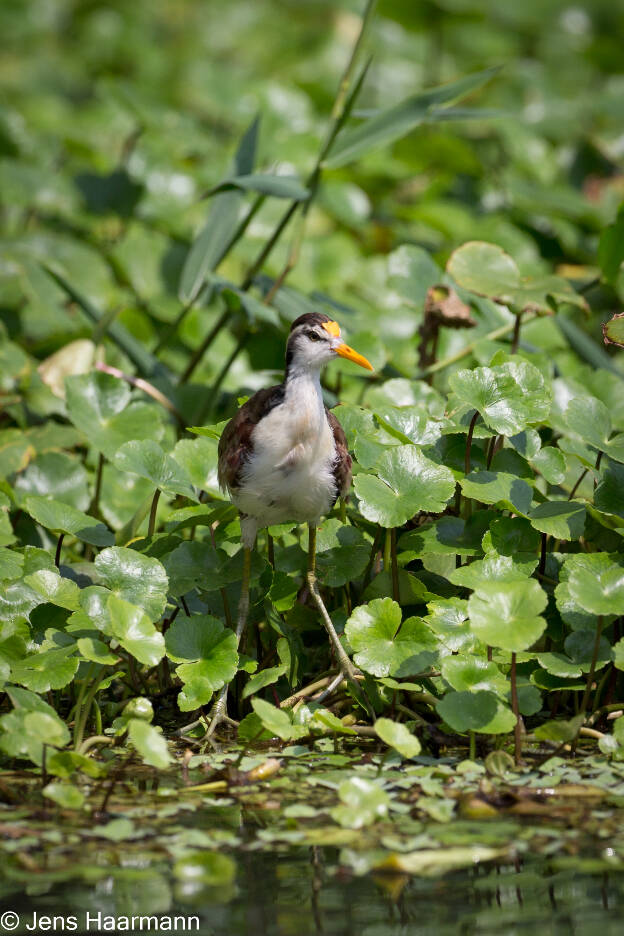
285,312,373,376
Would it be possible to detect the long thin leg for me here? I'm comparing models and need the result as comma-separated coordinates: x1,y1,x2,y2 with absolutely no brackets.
306,523,373,717
207,546,252,737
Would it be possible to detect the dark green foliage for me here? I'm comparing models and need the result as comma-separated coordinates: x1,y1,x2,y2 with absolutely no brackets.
0,0,623,788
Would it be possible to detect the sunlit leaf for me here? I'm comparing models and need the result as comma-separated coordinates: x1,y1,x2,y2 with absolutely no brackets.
437,690,515,734
127,718,172,769
24,495,114,547
468,580,547,651
114,440,197,500
450,360,550,436
326,67,500,168
345,598,438,677
108,596,165,666
65,372,165,460
95,547,168,621
354,446,455,528
374,718,421,758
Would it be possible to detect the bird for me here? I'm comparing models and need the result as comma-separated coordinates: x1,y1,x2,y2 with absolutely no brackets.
207,311,373,734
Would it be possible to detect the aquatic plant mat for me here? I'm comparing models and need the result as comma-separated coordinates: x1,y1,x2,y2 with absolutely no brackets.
4,742,624,935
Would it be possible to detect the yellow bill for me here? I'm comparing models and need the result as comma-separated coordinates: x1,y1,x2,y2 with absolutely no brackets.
334,342,373,370
322,320,373,370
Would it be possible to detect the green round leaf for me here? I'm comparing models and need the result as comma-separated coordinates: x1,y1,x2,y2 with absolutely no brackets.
450,360,550,436
468,580,547,651
315,518,371,587
345,598,438,677
448,241,520,302
595,461,624,520
564,553,624,616
354,446,455,528
65,372,165,460
564,630,612,672
24,495,114,547
459,471,532,514
24,569,81,610
564,396,611,452
43,782,84,809
173,436,222,498
251,698,299,742
11,647,79,692
165,614,238,703
375,718,421,758
448,241,585,313
399,515,487,560
108,595,165,666
441,657,507,695
14,451,89,510
531,447,566,485
95,546,168,621
331,776,390,829
122,697,154,722
114,440,197,500
23,710,71,747
77,636,119,665
437,690,515,734
450,552,536,590
127,718,172,769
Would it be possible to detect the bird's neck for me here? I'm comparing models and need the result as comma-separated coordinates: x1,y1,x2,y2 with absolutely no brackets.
283,364,325,418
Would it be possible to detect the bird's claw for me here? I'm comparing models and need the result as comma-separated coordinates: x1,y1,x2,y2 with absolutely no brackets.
204,688,236,740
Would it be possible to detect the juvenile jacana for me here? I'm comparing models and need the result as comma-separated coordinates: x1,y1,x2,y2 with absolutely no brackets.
208,311,373,734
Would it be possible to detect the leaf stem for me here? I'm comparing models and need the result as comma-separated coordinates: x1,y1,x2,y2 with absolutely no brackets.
90,453,104,519
95,361,185,425
579,616,605,718
418,315,536,379
464,410,479,476
383,528,391,578
148,489,161,538
538,532,547,578
390,528,400,603
55,533,65,569
179,307,231,385
511,652,522,764
363,526,383,587
568,468,588,500
510,311,523,354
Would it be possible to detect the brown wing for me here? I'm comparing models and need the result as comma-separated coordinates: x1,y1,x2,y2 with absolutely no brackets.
326,407,352,500
218,385,284,492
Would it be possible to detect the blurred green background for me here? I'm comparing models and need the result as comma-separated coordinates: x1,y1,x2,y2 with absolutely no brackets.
1,0,623,408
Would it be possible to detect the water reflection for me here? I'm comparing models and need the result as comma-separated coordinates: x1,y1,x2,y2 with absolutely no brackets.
4,850,624,936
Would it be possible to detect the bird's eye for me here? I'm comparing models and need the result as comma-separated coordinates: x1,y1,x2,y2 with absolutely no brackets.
307,330,321,342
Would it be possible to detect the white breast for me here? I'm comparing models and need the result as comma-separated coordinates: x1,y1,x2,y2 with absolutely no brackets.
233,371,337,533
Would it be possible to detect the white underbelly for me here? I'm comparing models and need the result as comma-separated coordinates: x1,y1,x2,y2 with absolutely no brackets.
233,393,337,527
